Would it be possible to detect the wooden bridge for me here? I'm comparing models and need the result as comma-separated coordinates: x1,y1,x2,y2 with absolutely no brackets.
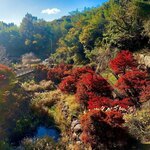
15,68,35,77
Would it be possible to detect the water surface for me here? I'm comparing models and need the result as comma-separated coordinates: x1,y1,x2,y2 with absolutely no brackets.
35,126,60,141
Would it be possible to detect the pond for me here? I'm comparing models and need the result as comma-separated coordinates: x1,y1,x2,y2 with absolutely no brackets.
9,125,61,146
35,126,60,141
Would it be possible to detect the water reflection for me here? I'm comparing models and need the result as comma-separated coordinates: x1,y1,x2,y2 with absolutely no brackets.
35,126,60,141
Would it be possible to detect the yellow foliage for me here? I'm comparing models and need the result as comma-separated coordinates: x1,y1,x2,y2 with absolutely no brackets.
31,90,62,116
62,94,80,116
22,80,55,92
124,108,150,143
101,70,117,85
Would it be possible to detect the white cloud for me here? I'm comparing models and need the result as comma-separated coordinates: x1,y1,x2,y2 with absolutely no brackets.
41,8,61,15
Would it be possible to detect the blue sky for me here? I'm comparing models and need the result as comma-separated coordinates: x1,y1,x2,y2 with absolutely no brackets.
0,0,107,25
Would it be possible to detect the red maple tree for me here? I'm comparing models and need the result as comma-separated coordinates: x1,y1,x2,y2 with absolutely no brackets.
109,50,137,75
47,63,72,84
112,98,134,109
88,97,113,110
76,73,113,106
116,70,148,106
59,66,94,94
59,75,77,94
140,82,150,102
80,109,134,149
71,66,94,79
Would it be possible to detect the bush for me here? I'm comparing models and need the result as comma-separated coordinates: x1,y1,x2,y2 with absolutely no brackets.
51,94,81,133
88,97,113,110
0,78,32,140
80,109,136,149
116,70,149,106
87,96,134,112
108,50,149,108
71,66,94,79
0,141,12,150
140,82,150,102
124,108,150,143
21,137,65,150
59,75,77,94
112,98,134,109
35,65,49,82
31,90,62,117
22,80,55,92
0,64,14,85
109,50,137,75
9,115,40,145
61,94,81,117
47,63,72,84
59,66,94,94
76,73,112,106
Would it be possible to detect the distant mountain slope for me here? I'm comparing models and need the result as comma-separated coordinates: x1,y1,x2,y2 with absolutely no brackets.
0,0,149,64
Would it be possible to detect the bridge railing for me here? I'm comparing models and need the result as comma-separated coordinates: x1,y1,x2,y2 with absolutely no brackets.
15,68,34,77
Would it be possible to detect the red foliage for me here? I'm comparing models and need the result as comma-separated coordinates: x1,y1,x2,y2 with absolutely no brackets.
0,64,13,83
0,64,12,72
109,50,149,107
116,70,147,94
109,50,137,75
80,110,107,144
112,98,134,109
58,66,94,94
71,66,94,79
88,97,113,110
80,109,131,149
35,65,49,81
47,63,72,84
140,82,150,102
58,75,77,94
0,74,6,81
76,73,113,106
116,70,148,106
88,96,134,110
105,110,125,126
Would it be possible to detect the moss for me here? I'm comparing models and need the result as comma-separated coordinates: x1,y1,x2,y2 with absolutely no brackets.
101,70,117,85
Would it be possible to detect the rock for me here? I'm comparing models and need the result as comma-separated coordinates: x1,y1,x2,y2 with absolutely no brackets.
74,124,82,132
144,56,150,67
135,53,150,68
76,141,82,145
119,107,127,113
71,119,80,129
72,132,78,140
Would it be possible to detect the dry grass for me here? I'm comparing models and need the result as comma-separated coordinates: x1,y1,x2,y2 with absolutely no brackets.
124,106,150,143
62,94,81,116
31,90,62,116
22,80,55,92
31,88,81,143
51,94,81,132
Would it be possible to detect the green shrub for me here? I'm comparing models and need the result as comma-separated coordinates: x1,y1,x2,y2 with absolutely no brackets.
0,141,13,150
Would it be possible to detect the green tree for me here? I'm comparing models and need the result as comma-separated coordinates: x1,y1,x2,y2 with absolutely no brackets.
103,0,150,50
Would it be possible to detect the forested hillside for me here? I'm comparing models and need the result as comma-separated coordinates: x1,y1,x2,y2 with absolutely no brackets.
0,0,149,62
0,0,150,149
